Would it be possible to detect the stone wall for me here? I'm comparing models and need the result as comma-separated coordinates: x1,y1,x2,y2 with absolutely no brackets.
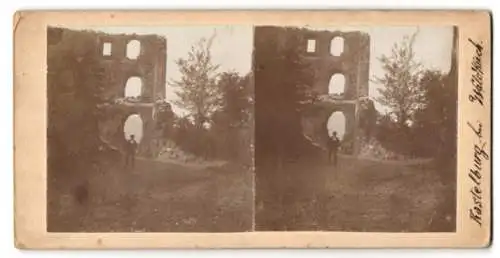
97,33,167,102
299,29,370,155
48,27,167,158
96,32,167,157
301,30,370,99
301,101,357,152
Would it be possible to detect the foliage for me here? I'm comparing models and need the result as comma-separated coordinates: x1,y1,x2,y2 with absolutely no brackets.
169,35,253,165
371,28,457,162
170,116,206,157
374,114,412,156
210,72,254,163
372,30,424,128
212,71,253,128
170,34,220,129
373,68,456,158
411,69,456,158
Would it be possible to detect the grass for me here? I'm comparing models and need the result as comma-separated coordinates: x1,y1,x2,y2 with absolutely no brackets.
48,154,456,233
47,158,253,232
255,156,456,232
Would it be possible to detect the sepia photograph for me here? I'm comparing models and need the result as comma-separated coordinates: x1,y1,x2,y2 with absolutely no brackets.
13,10,491,249
46,25,254,232
254,25,458,232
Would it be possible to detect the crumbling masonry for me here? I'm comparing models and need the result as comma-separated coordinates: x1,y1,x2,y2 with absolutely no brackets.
97,32,167,157
300,30,370,155
48,28,167,157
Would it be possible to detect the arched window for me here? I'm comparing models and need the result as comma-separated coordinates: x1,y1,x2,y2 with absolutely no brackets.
330,37,344,56
126,40,141,59
124,77,142,98
123,114,144,143
328,74,345,95
326,111,346,140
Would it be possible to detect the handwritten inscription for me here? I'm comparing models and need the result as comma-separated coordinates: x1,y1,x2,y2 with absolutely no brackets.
468,38,485,106
467,121,489,226
466,38,489,227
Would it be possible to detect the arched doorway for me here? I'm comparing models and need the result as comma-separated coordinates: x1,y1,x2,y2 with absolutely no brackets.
330,37,344,56
123,114,144,143
126,40,141,59
328,74,345,95
326,111,346,140
125,77,142,98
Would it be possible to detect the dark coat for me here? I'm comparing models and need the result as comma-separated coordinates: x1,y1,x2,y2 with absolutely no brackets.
328,135,340,150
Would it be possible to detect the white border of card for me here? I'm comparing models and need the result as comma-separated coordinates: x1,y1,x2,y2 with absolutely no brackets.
13,10,491,249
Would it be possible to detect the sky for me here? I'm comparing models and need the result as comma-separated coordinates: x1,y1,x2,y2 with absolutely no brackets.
71,25,253,141
308,25,455,137
73,25,254,115
69,25,453,140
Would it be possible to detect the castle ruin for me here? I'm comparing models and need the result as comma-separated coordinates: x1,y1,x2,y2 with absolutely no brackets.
299,29,370,155
47,27,167,158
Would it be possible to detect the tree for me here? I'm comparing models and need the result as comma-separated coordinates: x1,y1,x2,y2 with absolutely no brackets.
170,33,221,130
372,30,424,129
171,116,195,154
211,71,253,162
213,71,252,128
411,69,455,158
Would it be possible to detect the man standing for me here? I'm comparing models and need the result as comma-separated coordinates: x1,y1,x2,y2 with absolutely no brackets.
328,131,340,166
125,134,138,169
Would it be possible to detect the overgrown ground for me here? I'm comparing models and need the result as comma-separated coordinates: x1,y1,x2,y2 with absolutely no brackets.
255,155,456,232
48,158,253,232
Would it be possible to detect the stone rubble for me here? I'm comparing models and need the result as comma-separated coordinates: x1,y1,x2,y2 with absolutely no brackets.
358,137,407,161
156,140,206,164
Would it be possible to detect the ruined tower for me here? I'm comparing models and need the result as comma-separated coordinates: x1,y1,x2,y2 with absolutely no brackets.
96,32,167,157
299,29,370,155
47,27,167,158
